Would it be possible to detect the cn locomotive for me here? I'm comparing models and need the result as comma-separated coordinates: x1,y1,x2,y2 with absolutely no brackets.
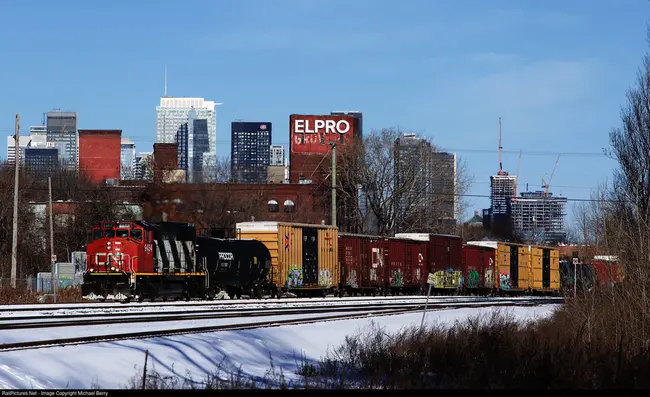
82,221,274,301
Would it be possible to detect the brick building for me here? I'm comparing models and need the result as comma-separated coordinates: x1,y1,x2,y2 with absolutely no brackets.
78,130,122,184
141,182,330,228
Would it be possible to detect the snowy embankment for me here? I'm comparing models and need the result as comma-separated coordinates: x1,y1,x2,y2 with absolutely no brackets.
0,304,560,389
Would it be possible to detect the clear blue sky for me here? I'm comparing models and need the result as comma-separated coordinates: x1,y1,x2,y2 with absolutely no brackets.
1,0,649,224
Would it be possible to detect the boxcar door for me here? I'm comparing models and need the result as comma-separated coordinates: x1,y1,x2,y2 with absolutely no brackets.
405,244,413,285
510,246,519,289
302,227,319,285
542,249,551,289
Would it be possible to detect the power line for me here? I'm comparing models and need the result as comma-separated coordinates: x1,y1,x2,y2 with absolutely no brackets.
0,129,612,157
11,183,622,204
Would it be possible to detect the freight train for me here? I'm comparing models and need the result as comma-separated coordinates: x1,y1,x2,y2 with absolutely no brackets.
82,220,620,301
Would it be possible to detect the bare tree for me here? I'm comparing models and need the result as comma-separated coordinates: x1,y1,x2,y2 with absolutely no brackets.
595,27,650,350
198,155,231,183
336,128,473,236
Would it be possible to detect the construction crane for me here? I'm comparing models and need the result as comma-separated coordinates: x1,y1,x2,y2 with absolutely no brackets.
541,154,560,197
514,149,522,196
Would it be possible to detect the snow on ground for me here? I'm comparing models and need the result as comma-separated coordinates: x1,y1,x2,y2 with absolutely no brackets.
0,309,402,345
0,304,560,389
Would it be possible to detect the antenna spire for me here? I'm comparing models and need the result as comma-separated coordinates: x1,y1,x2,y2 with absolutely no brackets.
164,65,167,96
498,117,503,172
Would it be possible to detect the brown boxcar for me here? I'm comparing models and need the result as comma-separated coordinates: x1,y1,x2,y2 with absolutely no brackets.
462,243,496,291
338,233,388,295
395,233,463,292
235,221,339,297
388,237,427,293
363,236,389,291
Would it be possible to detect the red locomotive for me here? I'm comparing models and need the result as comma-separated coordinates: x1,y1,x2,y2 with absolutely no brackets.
83,220,272,302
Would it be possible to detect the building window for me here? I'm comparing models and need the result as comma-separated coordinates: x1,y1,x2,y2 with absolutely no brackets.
268,200,279,212
284,200,295,213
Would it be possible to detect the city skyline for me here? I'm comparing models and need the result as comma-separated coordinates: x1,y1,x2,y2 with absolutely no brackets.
2,0,648,223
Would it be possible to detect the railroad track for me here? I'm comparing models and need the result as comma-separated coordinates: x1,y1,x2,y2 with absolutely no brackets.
0,295,563,314
0,298,563,352
0,298,563,329
0,299,561,331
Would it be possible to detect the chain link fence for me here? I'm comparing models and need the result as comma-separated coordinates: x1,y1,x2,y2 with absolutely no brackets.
0,274,83,294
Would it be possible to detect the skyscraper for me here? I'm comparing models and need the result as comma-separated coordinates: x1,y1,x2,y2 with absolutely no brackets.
231,122,272,184
135,152,153,180
156,97,219,155
24,148,59,180
394,133,457,226
176,109,210,183
120,138,137,180
270,145,285,166
46,111,78,169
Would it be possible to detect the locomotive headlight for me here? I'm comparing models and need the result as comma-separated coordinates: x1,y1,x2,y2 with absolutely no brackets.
110,266,115,271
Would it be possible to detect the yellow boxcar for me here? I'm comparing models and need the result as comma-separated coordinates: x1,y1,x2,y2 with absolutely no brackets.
516,245,532,290
495,243,512,291
235,221,339,294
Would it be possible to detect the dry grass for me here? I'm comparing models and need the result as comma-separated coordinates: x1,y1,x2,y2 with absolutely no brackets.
108,286,650,390
0,285,84,304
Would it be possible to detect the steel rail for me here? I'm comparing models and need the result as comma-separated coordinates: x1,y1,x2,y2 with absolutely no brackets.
0,295,564,313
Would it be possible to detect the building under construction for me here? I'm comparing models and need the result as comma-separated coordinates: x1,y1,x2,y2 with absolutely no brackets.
490,172,517,221
511,191,567,244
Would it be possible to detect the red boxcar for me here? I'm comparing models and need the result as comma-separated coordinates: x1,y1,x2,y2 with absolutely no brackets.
338,233,388,295
386,237,427,293
461,244,496,292
586,258,621,286
394,233,463,291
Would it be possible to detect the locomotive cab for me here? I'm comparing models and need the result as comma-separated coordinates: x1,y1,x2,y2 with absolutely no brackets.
83,221,148,300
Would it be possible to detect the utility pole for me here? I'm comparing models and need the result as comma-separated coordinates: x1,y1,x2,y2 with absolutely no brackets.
330,142,337,227
49,176,56,303
10,114,20,288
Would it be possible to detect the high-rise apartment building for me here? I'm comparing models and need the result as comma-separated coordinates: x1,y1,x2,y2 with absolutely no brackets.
7,126,54,165
120,138,137,180
511,191,567,243
6,135,33,165
24,148,59,180
135,152,153,180
490,172,517,222
394,133,457,225
156,97,219,155
176,109,210,183
231,122,272,184
270,145,285,166
46,111,78,169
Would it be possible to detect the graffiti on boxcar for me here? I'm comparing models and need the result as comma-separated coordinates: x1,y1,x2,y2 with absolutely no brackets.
485,269,494,288
347,269,358,288
499,272,512,291
468,269,480,289
287,267,303,288
372,248,383,268
318,269,332,286
415,268,421,282
432,269,462,289
370,268,377,281
390,269,404,287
